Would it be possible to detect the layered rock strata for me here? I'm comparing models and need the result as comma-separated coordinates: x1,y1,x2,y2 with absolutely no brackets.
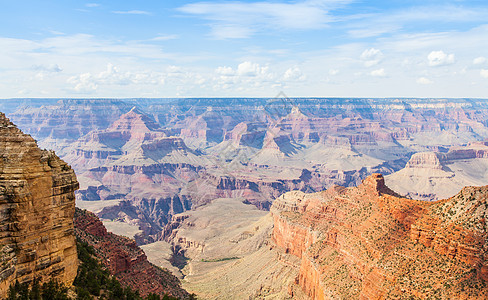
0,112,78,297
271,174,488,299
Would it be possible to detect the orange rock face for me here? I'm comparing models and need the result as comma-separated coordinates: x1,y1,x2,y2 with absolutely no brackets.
271,174,488,299
0,112,79,297
74,208,189,298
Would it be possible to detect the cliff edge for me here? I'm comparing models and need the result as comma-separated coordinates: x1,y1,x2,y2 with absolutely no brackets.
74,208,190,298
0,112,79,297
271,173,488,299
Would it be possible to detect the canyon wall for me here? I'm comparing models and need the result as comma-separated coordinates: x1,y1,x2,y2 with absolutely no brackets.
271,174,488,299
74,208,190,298
0,112,79,297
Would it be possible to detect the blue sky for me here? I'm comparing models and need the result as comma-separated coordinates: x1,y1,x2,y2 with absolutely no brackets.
1,0,488,98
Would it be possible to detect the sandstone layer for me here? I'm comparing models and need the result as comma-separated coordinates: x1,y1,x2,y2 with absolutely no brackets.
0,112,79,297
271,174,488,299
74,208,190,299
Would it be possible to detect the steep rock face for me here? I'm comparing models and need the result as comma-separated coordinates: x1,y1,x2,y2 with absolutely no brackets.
74,208,190,299
271,174,488,299
0,113,78,297
404,152,446,170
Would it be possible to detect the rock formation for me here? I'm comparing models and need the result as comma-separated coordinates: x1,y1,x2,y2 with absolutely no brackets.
8,99,134,155
0,112,79,297
386,141,488,200
74,208,190,298
271,174,488,299
10,98,488,245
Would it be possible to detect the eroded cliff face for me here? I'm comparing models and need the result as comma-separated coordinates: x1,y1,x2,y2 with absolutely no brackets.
74,208,189,299
0,112,78,297
271,174,488,299
386,141,488,201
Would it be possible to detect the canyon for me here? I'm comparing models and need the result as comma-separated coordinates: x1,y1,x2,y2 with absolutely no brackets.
0,111,191,298
161,174,488,298
5,98,488,298
9,98,488,245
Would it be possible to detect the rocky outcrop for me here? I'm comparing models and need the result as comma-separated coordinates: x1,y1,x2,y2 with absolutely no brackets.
0,112,79,297
404,152,446,170
271,174,488,299
386,142,488,200
74,208,190,299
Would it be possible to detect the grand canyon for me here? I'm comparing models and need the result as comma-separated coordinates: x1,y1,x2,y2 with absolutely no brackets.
4,0,488,298
1,98,488,298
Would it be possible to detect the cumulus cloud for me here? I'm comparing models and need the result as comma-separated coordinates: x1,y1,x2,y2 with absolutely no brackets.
237,61,269,76
211,61,281,91
360,48,383,67
370,68,386,77
473,56,487,65
481,69,488,78
417,77,433,85
67,73,98,92
283,67,306,81
428,50,455,66
67,63,163,93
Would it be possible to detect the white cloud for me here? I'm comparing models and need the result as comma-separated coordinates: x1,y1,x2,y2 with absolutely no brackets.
210,61,282,92
237,61,268,76
211,25,254,39
67,73,98,93
150,35,179,41
67,63,164,93
360,48,383,67
112,10,152,15
428,50,455,67
481,69,488,78
417,77,433,85
215,66,234,76
370,68,386,77
283,67,306,81
178,0,352,38
329,69,339,75
345,6,488,40
86,3,100,8
49,30,65,36
473,56,487,65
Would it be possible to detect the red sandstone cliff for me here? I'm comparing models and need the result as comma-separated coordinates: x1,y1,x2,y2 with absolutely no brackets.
0,112,79,297
271,174,488,299
73,208,190,298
